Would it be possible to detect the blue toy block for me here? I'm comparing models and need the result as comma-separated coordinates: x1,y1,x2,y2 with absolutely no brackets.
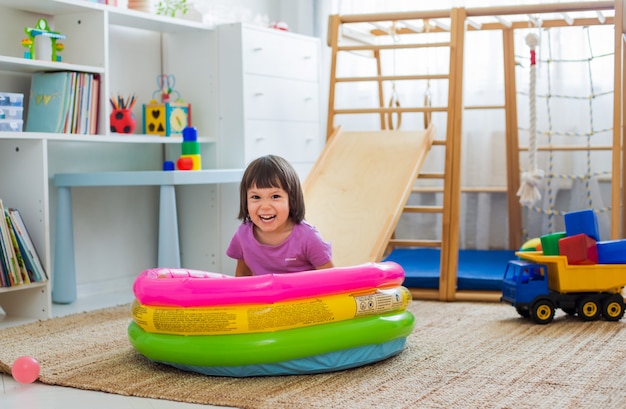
564,209,600,241
596,239,626,264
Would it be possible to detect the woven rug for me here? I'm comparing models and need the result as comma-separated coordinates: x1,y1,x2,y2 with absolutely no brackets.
1,300,626,409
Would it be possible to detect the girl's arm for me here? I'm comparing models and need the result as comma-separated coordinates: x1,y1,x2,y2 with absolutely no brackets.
316,260,334,270
235,259,253,277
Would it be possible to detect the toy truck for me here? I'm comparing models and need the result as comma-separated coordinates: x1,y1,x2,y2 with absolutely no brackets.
501,251,626,324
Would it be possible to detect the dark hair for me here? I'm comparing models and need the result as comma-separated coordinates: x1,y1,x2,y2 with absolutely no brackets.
238,155,305,223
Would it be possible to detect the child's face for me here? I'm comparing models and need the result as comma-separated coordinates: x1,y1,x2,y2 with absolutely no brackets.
247,185,291,234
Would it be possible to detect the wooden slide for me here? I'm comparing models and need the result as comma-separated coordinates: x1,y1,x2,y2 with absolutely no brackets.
303,125,436,267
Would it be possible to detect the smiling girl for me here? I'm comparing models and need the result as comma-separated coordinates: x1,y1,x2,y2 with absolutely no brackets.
227,155,333,276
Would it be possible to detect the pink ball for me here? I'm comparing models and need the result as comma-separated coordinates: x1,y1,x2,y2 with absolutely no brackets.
11,356,40,384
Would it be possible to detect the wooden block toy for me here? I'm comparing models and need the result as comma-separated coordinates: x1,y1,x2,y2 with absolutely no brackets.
558,233,598,265
596,239,626,264
143,101,190,136
540,232,566,256
564,209,600,241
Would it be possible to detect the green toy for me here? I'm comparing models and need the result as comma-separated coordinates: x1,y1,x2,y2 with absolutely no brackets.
22,18,66,62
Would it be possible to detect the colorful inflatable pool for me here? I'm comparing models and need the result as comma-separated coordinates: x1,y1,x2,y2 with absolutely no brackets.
128,262,415,377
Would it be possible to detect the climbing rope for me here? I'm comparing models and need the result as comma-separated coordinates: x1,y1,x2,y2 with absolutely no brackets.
516,31,544,207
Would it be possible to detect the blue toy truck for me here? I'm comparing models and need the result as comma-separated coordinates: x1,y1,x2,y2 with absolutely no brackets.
501,252,626,324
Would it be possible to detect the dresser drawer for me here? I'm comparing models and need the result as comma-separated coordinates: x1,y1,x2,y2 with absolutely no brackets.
244,120,321,164
241,27,319,81
243,75,319,122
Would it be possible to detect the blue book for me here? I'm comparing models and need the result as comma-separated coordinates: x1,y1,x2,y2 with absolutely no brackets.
26,71,73,133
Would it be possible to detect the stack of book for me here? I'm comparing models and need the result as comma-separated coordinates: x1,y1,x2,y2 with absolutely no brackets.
25,71,100,134
0,199,47,287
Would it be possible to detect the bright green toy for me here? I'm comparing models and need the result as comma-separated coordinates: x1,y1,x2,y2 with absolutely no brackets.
22,18,66,62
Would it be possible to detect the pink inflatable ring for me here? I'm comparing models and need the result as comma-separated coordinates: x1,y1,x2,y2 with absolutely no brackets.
133,262,405,307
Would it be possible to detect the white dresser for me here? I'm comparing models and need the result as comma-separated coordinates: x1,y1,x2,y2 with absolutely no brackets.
215,22,324,274
216,22,322,177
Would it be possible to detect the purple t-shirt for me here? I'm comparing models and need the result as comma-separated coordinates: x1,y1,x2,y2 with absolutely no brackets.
226,220,332,276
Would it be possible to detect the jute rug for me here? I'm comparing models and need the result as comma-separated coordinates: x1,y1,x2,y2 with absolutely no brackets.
1,300,626,409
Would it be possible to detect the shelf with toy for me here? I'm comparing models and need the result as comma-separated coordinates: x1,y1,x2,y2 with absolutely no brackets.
2,0,211,32
0,55,104,76
0,131,216,144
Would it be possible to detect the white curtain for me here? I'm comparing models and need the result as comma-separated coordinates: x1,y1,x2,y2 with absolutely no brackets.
320,0,615,249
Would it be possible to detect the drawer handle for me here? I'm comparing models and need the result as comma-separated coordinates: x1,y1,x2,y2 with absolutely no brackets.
304,97,313,101
303,55,312,60
254,92,265,97
253,47,264,52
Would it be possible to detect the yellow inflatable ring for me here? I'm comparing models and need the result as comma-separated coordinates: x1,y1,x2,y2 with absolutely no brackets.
131,286,412,335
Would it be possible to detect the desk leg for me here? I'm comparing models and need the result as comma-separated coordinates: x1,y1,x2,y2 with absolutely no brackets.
53,186,76,304
158,185,181,268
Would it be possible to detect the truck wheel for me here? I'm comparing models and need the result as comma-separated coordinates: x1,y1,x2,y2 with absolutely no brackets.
530,300,555,324
602,294,625,321
578,297,600,321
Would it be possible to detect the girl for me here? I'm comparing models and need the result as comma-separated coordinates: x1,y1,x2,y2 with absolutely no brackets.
227,155,333,276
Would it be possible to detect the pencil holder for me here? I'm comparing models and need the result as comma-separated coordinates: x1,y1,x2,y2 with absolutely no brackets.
110,108,136,134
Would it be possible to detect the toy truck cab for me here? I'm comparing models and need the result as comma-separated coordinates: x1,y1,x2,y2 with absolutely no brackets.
501,260,551,323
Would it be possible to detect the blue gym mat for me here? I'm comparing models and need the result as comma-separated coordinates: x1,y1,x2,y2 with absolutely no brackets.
383,248,517,291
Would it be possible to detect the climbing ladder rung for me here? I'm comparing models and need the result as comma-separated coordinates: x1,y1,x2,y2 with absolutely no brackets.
403,205,444,213
388,239,442,248
412,186,508,193
337,41,451,52
335,74,449,83
465,104,506,110
418,172,445,179
334,107,448,115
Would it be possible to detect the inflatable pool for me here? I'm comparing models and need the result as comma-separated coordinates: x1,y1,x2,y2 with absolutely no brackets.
128,261,415,377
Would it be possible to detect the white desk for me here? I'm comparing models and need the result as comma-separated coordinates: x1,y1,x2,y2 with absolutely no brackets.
53,169,243,304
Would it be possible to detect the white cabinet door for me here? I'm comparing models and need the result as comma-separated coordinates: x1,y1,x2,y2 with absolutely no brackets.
243,75,320,122
241,27,319,81
244,120,321,164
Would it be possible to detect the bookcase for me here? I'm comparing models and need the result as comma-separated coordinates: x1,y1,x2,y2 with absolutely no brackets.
0,0,218,327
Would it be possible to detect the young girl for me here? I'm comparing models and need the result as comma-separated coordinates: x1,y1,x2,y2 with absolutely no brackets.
227,155,333,276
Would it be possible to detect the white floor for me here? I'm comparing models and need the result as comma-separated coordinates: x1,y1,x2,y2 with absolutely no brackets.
1,289,235,409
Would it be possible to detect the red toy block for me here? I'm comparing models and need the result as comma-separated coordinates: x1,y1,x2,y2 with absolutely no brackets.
558,233,598,265
176,156,193,170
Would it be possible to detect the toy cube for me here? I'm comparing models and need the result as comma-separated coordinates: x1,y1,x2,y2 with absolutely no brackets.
596,239,626,264
540,232,566,256
558,233,598,265
143,102,190,136
564,209,600,241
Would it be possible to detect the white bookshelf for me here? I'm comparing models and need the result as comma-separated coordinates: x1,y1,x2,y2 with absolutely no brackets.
0,0,217,326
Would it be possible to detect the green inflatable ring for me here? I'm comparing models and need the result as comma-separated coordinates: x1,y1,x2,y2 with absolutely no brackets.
128,310,414,367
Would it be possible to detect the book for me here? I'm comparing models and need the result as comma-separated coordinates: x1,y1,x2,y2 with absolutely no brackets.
89,74,101,134
0,199,20,285
26,71,100,134
5,212,30,284
0,236,8,287
63,72,77,133
26,71,73,133
8,208,47,282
